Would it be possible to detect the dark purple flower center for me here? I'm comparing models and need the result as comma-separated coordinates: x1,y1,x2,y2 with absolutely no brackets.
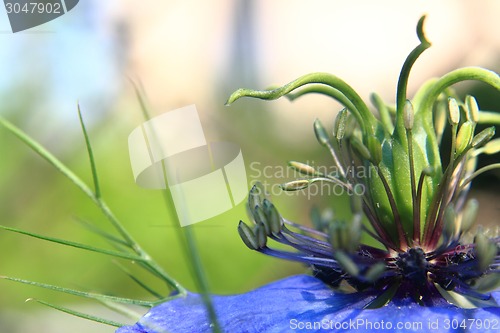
396,248,428,286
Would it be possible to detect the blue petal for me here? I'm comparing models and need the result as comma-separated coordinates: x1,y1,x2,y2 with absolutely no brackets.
117,275,500,333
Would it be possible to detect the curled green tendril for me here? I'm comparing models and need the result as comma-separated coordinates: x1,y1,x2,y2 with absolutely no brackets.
226,72,378,135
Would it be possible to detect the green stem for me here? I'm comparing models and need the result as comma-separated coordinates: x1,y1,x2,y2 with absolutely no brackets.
284,84,358,117
396,15,431,113
478,111,500,124
418,67,500,118
371,93,394,134
226,72,377,134
459,163,500,190
77,104,101,199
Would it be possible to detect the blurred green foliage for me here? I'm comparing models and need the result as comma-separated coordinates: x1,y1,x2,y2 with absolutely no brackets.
0,91,352,313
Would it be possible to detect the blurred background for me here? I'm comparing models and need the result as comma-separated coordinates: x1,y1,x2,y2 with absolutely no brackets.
0,0,499,332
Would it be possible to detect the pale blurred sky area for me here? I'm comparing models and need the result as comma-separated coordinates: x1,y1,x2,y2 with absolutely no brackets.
0,0,499,141
0,0,121,119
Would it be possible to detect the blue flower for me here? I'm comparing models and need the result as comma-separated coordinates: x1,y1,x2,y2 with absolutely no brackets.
116,275,500,333
117,16,500,333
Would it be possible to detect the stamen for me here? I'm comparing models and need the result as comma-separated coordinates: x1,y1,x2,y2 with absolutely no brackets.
404,101,418,244
314,118,347,178
448,97,460,163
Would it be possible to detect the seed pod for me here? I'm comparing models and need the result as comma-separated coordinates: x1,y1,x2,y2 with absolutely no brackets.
288,161,320,176
474,231,497,271
253,205,271,235
364,262,386,282
334,108,349,142
434,99,447,140
403,100,414,130
248,184,263,211
472,127,495,148
348,214,362,252
329,222,342,250
255,223,268,249
456,121,474,155
448,98,460,125
471,126,495,148
334,251,360,277
238,221,258,250
460,199,479,233
482,138,500,155
280,179,310,191
465,95,480,123
313,118,330,147
263,199,282,236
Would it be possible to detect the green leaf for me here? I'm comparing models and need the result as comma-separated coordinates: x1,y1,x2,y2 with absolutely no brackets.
1,276,156,306
0,225,145,262
77,104,101,199
27,298,125,328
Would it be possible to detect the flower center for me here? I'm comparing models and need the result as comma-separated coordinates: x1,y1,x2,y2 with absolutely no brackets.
396,248,429,286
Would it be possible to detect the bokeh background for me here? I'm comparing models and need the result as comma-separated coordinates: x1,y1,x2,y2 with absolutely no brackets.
0,0,499,332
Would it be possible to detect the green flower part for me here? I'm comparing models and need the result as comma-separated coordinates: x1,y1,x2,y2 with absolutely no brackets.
228,16,500,308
